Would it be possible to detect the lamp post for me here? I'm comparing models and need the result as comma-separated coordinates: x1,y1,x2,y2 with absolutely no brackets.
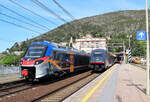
146,0,150,95
127,35,132,63
123,42,126,64
127,35,132,48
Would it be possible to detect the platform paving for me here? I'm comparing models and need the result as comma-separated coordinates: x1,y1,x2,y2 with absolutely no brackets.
63,64,150,102
114,64,150,102
0,73,20,84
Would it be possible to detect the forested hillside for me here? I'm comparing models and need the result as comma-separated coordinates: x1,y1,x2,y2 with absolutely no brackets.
9,10,148,56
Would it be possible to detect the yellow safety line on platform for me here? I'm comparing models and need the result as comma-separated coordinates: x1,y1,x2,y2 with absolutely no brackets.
81,65,116,102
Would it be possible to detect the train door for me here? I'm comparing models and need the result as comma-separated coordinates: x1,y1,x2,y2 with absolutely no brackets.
69,52,74,72
105,52,109,68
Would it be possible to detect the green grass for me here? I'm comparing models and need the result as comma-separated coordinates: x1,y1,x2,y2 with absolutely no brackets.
0,73,18,77
0,74,10,77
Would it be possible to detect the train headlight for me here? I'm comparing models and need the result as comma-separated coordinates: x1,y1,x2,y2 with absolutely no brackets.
35,60,44,65
37,70,43,74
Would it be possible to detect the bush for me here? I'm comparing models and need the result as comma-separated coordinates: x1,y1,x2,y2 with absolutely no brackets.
0,54,21,66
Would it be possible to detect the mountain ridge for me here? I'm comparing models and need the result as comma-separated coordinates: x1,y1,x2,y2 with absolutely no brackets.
9,10,147,56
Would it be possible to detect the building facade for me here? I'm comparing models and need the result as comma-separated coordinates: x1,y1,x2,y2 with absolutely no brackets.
73,35,107,53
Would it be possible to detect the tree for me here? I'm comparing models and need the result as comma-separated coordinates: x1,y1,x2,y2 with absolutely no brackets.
132,41,146,56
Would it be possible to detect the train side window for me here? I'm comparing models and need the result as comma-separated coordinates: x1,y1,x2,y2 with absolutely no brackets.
55,52,61,60
53,51,60,60
59,53,64,61
59,53,69,62
52,51,57,60
65,54,70,62
56,52,65,61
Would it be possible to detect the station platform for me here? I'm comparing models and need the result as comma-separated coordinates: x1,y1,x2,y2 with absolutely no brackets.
63,63,150,102
0,73,20,84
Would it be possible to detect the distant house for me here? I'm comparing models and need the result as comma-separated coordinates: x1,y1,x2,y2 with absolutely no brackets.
14,51,24,55
73,34,107,53
0,53,4,58
60,42,67,46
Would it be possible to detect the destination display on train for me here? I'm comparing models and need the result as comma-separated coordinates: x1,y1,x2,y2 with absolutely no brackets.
94,52,103,54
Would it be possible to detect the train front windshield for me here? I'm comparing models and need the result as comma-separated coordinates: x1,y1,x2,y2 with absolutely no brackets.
24,45,47,58
93,51,104,58
93,54,103,58
92,51,105,61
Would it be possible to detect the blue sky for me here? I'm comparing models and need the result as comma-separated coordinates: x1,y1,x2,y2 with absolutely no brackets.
0,0,147,52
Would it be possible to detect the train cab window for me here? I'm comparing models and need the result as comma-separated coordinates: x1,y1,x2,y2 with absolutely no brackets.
24,45,47,59
93,53,103,57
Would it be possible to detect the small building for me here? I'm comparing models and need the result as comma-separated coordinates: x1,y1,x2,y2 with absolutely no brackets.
14,51,24,55
60,42,67,46
72,34,107,53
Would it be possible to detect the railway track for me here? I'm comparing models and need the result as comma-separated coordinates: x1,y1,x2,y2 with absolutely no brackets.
0,69,101,102
0,79,25,90
37,73,99,102
0,80,39,98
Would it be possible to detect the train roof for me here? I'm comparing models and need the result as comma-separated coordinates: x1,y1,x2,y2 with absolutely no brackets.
30,41,89,56
30,41,63,48
91,49,106,52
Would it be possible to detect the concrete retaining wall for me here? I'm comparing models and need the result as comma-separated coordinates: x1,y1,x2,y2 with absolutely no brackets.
0,66,19,74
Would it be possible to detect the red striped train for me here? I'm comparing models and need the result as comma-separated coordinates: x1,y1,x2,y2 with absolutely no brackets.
19,41,90,81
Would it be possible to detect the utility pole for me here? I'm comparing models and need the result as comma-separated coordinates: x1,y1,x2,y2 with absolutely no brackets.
123,41,126,64
146,0,150,95
127,35,132,63
127,35,132,48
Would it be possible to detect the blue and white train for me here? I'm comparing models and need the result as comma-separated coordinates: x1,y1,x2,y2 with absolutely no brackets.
90,49,115,71
19,41,90,81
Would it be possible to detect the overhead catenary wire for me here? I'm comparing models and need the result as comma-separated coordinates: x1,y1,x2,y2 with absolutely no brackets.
0,12,47,31
52,0,76,21
52,0,78,39
52,0,78,41
0,18,41,34
31,0,78,42
9,0,57,26
31,0,67,23
0,4,50,31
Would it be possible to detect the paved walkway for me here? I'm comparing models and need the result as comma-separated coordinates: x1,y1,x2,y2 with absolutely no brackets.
0,73,20,84
63,64,150,102
114,64,150,102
